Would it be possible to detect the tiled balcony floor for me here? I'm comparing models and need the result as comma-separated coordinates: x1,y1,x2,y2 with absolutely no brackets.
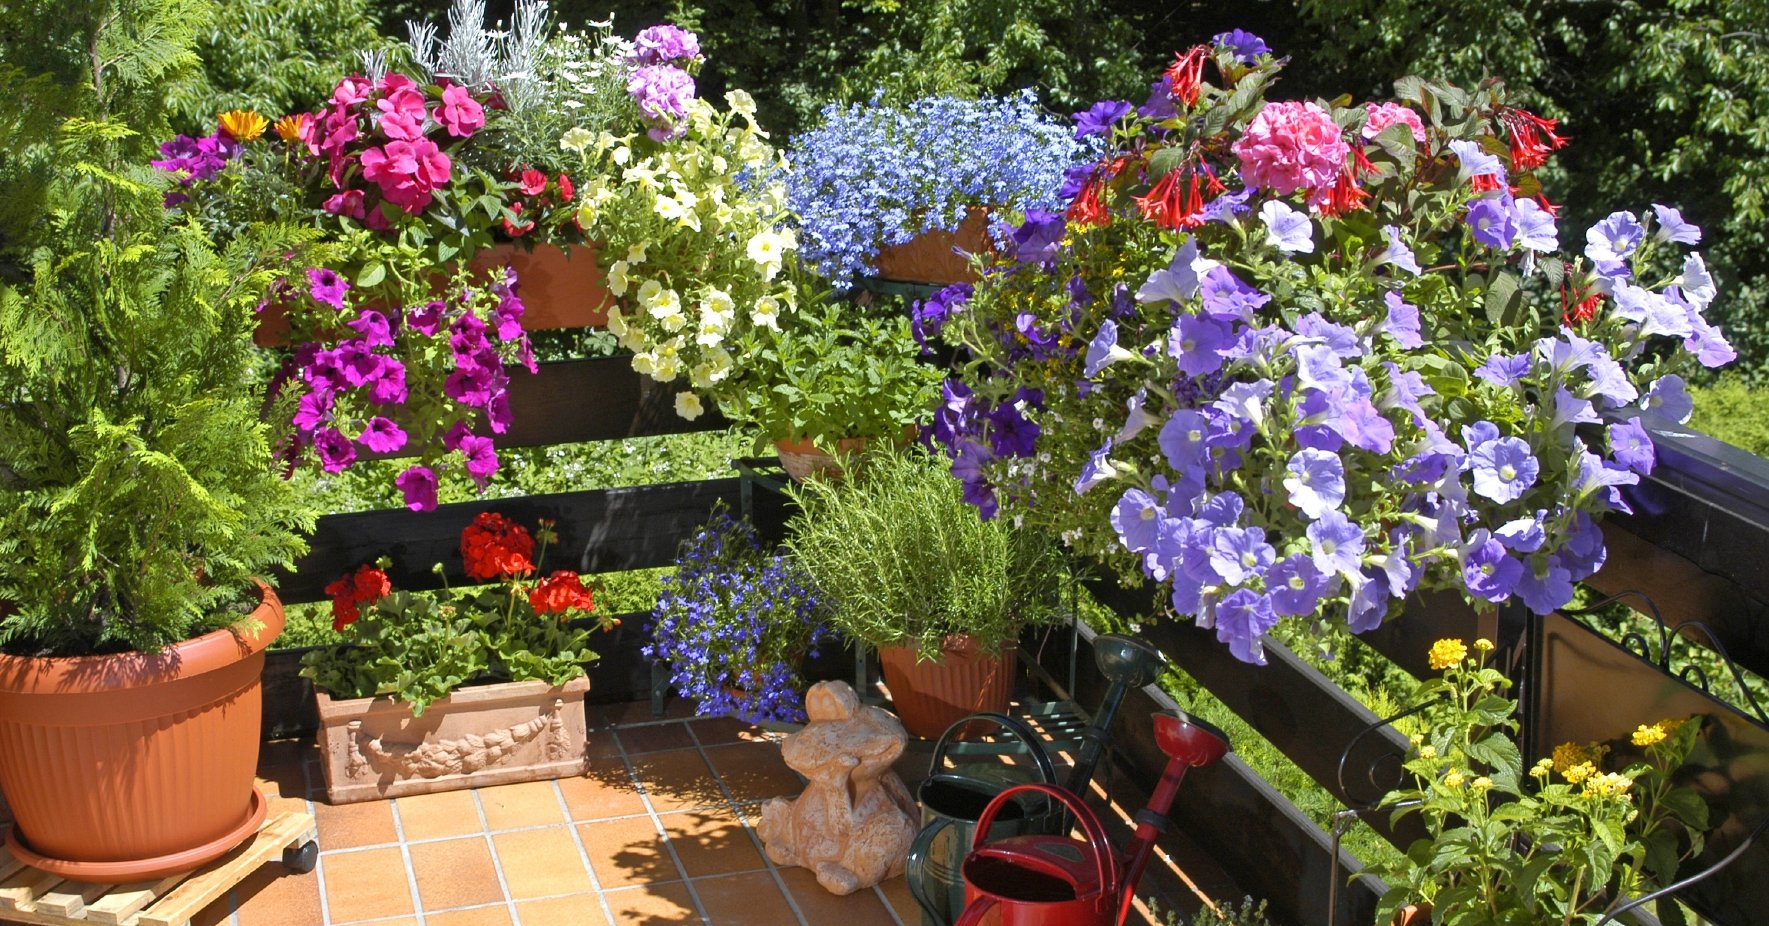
3,699,1240,925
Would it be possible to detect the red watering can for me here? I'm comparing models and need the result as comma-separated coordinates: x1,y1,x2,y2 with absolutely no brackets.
951,711,1231,926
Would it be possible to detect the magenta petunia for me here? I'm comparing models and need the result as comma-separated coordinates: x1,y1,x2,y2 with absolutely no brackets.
408,300,446,335
357,416,408,454
394,465,438,512
314,427,357,473
307,267,350,309
367,358,408,405
457,434,499,485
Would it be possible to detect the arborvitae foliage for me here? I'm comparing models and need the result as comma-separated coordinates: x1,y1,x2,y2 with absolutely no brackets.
0,0,316,655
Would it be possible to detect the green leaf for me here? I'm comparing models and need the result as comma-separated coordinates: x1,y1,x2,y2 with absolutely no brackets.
1484,270,1522,327
355,260,386,288
1148,146,1188,181
1393,75,1428,106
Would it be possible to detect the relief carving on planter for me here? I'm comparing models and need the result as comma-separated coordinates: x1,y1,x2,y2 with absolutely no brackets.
344,697,569,780
757,681,918,895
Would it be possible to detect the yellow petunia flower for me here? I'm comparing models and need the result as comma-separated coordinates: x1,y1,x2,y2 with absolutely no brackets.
218,109,269,142
1428,638,1468,671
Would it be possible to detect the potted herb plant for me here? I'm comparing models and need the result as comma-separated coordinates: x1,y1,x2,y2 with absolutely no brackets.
784,448,1063,737
931,31,1734,663
301,512,610,802
1366,639,1710,924
645,508,834,723
0,0,314,879
787,91,1083,289
723,300,943,480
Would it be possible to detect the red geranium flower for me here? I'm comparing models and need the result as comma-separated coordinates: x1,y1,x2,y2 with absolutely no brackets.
325,564,391,631
528,570,595,616
461,512,536,581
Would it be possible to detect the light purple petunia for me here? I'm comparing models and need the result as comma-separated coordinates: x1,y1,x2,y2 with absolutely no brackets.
1259,200,1314,254
1609,418,1656,475
1652,204,1702,245
1267,554,1334,617
1072,100,1132,139
1215,588,1279,665
1159,409,1210,475
1170,313,1233,377
1378,225,1422,275
1382,291,1423,349
1462,533,1523,602
1284,448,1346,520
1346,568,1391,633
1514,197,1559,252
1466,196,1517,249
1467,434,1539,503
628,24,701,66
1307,509,1366,576
1073,438,1117,494
1475,352,1530,387
1111,488,1162,554
1515,561,1576,615
1136,238,1217,305
1495,514,1545,553
1585,211,1645,264
1199,266,1271,321
1117,389,1161,442
1448,139,1505,185
1549,386,1602,430
1084,319,1134,377
1642,374,1694,424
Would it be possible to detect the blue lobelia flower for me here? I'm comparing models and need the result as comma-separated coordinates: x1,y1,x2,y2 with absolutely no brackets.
1258,200,1315,254
1467,433,1540,503
1461,532,1524,603
1284,448,1347,520
1584,210,1645,264
1652,203,1702,245
1307,509,1366,577
1267,553,1334,617
1214,587,1279,665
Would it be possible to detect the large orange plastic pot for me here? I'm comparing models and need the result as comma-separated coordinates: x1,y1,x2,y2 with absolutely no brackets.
0,581,283,881
877,636,1017,739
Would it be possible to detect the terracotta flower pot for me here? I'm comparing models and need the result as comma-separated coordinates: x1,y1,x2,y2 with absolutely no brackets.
254,241,612,346
871,207,992,286
0,581,284,881
1394,903,1432,925
774,436,874,483
876,636,1017,739
314,676,592,804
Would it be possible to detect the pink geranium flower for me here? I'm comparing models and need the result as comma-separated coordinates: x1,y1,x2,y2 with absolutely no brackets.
1363,102,1427,145
438,84,485,138
1232,100,1349,196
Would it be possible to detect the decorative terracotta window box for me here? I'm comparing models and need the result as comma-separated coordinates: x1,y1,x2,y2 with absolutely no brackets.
314,676,591,804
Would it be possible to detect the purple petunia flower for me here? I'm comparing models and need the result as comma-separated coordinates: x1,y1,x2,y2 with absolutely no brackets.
628,24,701,66
1259,200,1314,254
368,358,408,405
1085,319,1134,377
1112,488,1162,554
1284,448,1346,520
314,427,356,473
307,268,350,309
1268,554,1334,617
1514,198,1559,252
628,64,696,142
1467,434,1539,503
1346,568,1391,633
1448,139,1505,185
1213,29,1271,63
1585,211,1645,264
987,402,1039,458
1549,386,1602,430
1466,196,1517,249
1308,509,1365,577
1159,409,1210,474
1515,560,1575,615
1170,313,1232,377
408,300,446,335
1072,100,1132,139
1200,266,1271,321
1201,187,1252,224
1642,374,1694,424
347,309,394,348
1495,514,1547,553
357,416,408,453
394,465,438,512
1137,238,1217,305
1652,203,1702,245
1462,533,1523,602
445,366,496,407
1214,588,1279,665
1475,352,1530,387
457,434,499,486
1378,225,1421,275
1137,80,1177,120
1382,291,1423,349
1117,389,1161,442
1074,438,1117,494
1209,526,1274,586
1012,211,1066,264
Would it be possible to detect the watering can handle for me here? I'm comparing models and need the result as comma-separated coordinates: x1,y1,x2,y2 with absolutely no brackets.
906,817,957,926
951,895,998,926
970,782,1119,912
928,712,1059,785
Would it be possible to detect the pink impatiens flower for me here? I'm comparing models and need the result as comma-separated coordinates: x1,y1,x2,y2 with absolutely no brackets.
323,189,365,219
1231,100,1349,197
1363,102,1427,145
377,83,429,140
438,84,485,138
330,75,373,109
360,138,452,213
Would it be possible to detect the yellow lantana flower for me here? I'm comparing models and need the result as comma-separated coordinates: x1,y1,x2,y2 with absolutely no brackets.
1443,769,1466,789
218,110,268,142
1562,761,1596,785
1631,723,1668,747
1428,638,1468,671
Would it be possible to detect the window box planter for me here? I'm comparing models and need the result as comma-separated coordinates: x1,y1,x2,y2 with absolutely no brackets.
314,676,591,804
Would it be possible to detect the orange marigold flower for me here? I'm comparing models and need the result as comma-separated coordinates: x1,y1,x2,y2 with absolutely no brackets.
461,512,536,581
529,570,595,616
272,113,310,143
218,110,269,142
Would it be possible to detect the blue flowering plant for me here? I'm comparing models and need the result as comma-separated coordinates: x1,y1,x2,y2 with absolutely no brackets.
645,509,834,724
786,91,1085,288
928,32,1735,665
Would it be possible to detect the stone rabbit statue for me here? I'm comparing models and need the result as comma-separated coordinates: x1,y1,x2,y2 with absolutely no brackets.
757,680,918,894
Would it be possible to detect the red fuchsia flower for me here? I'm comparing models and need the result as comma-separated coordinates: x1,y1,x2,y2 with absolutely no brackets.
325,564,391,631
1135,167,1208,230
1362,102,1427,145
528,570,595,617
1309,147,1377,217
361,138,452,213
1232,100,1349,197
1067,172,1112,228
438,83,486,138
517,168,548,197
1500,107,1567,172
1562,281,1603,327
461,512,535,581
1164,45,1211,108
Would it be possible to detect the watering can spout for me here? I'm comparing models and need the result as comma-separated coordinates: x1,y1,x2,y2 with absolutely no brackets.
1114,711,1231,926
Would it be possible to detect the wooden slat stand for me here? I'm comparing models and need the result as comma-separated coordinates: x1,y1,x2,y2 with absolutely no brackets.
0,809,317,926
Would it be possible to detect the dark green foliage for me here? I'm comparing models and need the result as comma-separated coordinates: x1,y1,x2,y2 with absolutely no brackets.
165,0,391,135
0,0,315,655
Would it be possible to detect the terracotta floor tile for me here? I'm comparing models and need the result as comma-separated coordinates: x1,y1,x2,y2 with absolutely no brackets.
602,699,697,727
601,882,701,924
585,728,622,759
313,798,398,850
618,722,697,754
491,826,595,899
557,764,647,822
659,809,765,879
424,904,513,926
689,717,776,747
777,867,901,926
477,779,567,831
407,836,506,911
701,743,803,804
517,893,610,926
691,870,793,926
231,859,324,926
631,750,727,812
877,873,921,925
577,815,684,888
320,845,414,923
393,788,484,841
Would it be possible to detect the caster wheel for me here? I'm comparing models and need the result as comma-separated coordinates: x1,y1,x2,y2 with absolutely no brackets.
282,840,319,874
